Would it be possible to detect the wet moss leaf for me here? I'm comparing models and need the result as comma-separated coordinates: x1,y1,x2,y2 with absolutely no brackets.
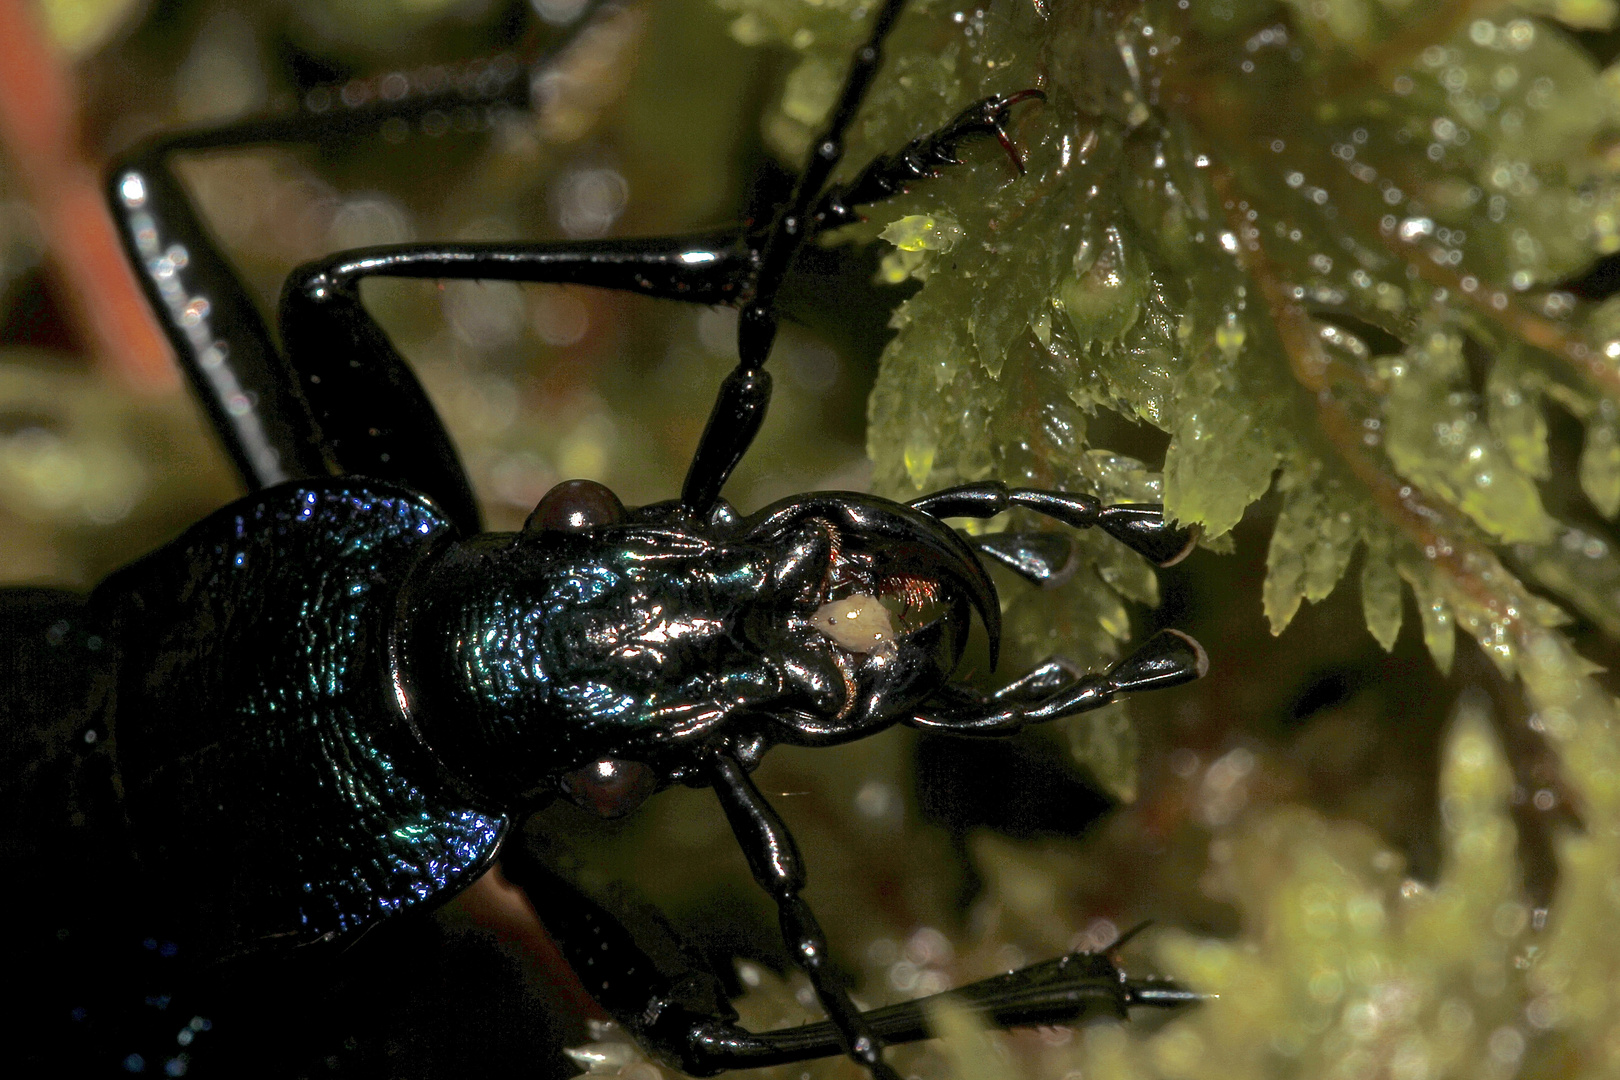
1401,560,1457,675
1360,527,1404,651
1579,406,1620,518
1262,469,1362,634
926,997,1004,1080
1058,224,1151,351
1065,700,1137,803
1380,331,1557,545
1516,528,1620,637
1485,360,1551,481
1162,344,1283,539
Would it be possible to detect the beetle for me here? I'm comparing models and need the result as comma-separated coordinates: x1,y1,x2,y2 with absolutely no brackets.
0,1,1207,1076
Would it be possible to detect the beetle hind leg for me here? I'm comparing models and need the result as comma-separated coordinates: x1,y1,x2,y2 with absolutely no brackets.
499,823,1199,1077
103,5,614,514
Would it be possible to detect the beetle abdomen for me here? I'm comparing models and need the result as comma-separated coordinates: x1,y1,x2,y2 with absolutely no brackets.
93,480,509,958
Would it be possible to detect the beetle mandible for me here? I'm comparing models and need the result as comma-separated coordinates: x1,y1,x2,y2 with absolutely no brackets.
1,2,1207,1076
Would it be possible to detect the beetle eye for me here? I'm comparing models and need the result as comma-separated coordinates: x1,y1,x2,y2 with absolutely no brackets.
525,479,627,533
558,757,658,818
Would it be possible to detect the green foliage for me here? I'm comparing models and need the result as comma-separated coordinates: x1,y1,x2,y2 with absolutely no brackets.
711,0,1620,748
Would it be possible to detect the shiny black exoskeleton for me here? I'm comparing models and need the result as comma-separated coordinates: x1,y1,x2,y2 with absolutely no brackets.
1,2,1207,1077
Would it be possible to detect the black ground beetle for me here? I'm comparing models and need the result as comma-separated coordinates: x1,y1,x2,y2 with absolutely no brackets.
1,2,1207,1076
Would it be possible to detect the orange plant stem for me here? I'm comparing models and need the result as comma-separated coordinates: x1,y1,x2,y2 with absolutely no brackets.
0,0,176,388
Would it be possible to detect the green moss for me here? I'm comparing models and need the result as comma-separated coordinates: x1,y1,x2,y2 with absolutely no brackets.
725,0,1620,755
1263,466,1363,634
1382,330,1558,543
1116,695,1532,1080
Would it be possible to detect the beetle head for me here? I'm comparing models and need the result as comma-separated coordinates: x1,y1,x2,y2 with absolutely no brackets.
731,492,1000,747
403,482,1003,814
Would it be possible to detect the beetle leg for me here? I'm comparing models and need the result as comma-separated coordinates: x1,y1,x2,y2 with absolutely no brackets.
107,144,330,491
683,11,1049,520
910,482,1201,567
103,4,615,517
909,629,1208,735
810,88,1048,235
278,232,757,533
682,0,914,520
688,950,1200,1066
499,841,1197,1074
704,752,904,1080
678,86,1052,520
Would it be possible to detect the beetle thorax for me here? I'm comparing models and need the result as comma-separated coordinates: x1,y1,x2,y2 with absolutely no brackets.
393,529,779,805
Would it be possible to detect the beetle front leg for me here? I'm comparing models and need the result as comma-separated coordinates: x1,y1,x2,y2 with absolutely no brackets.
909,482,1199,567
909,629,1207,736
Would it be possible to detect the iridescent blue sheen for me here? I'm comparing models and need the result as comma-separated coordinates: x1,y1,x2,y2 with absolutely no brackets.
93,480,506,957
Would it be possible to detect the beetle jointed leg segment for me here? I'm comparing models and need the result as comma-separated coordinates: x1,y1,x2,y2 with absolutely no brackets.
681,0,914,519
105,19,581,501
812,87,1049,237
501,839,1197,1076
278,235,758,533
705,752,903,1080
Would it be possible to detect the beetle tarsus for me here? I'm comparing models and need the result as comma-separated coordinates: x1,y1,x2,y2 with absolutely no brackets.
809,88,1046,233
982,88,1047,174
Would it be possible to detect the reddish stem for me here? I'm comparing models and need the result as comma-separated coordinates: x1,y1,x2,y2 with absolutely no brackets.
0,0,175,388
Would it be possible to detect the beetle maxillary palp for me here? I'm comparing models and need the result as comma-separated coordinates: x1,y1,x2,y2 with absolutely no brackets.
811,594,898,658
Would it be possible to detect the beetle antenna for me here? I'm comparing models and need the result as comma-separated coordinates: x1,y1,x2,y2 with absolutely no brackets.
680,0,910,518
